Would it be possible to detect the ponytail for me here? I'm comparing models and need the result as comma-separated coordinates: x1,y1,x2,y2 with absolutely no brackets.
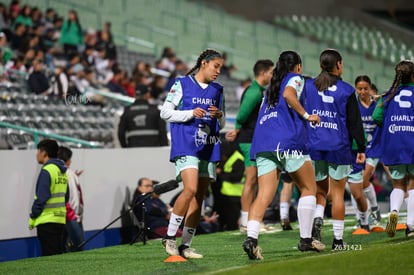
266,50,301,107
384,60,414,104
315,49,342,91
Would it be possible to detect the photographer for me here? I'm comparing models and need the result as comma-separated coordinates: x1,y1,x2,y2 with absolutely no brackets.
132,178,181,239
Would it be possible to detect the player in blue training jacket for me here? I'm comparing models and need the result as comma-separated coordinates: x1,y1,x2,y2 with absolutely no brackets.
372,60,414,238
303,49,366,250
243,50,324,260
160,49,225,259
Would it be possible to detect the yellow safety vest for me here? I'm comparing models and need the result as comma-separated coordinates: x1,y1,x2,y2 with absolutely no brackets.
33,164,68,226
220,150,245,197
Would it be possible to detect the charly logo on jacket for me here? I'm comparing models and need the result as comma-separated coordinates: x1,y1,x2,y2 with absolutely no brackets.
394,89,412,108
317,85,336,103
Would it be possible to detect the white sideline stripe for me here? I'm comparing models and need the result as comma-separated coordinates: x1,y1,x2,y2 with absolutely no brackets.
205,266,247,275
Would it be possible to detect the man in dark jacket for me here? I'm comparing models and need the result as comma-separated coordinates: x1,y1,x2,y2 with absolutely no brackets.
118,84,169,147
28,58,52,95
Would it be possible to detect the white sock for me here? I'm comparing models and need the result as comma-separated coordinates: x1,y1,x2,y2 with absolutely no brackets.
240,211,248,227
181,226,196,247
332,219,344,240
351,195,360,221
247,220,261,239
406,190,414,230
363,184,378,208
358,209,369,226
389,188,405,213
167,213,184,237
297,196,316,239
280,202,290,220
315,204,325,218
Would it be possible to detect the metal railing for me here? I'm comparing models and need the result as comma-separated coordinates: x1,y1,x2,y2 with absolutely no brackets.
0,121,103,148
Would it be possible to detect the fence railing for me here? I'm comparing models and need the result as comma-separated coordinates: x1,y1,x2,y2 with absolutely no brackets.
0,121,103,148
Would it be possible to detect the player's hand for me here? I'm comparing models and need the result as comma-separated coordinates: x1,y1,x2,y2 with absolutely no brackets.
225,129,239,142
28,218,35,230
75,170,84,177
356,153,366,164
307,114,320,125
208,106,223,118
193,107,206,118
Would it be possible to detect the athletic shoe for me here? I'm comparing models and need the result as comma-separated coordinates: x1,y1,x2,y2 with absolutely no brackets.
385,210,398,237
405,226,414,238
356,219,370,232
281,219,293,231
312,217,324,241
360,223,370,232
298,238,325,252
332,238,347,251
374,208,381,223
162,237,179,256
178,245,203,259
260,223,278,233
369,208,381,225
239,225,247,233
242,237,263,260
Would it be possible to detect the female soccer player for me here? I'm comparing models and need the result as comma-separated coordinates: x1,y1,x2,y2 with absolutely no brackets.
305,49,366,250
243,50,323,260
372,60,414,237
160,49,225,258
354,75,382,225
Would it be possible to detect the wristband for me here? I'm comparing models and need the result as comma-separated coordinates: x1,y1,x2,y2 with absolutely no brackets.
302,112,310,120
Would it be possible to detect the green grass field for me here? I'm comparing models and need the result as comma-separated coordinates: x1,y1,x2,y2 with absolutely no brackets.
1,217,413,275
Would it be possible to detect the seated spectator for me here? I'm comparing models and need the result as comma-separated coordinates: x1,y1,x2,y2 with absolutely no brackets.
83,28,97,49
0,58,12,87
0,32,13,65
96,29,116,61
31,7,43,27
50,59,69,98
52,16,64,40
12,4,32,30
10,23,27,51
94,44,113,83
132,178,182,240
8,1,21,25
23,47,35,70
43,8,56,30
158,46,176,72
27,58,52,95
7,54,26,73
81,45,96,68
165,58,187,91
220,52,237,78
105,66,127,95
0,3,10,30
42,28,61,70
149,75,167,104
120,70,135,97
69,64,105,105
